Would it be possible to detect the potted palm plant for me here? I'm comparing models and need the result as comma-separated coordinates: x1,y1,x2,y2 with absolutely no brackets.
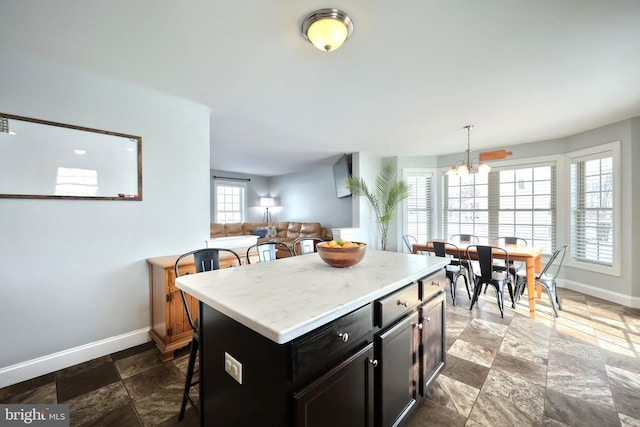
344,161,409,251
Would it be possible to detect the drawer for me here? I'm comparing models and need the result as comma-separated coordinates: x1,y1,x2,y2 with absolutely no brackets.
374,282,420,327
420,269,447,301
291,304,372,381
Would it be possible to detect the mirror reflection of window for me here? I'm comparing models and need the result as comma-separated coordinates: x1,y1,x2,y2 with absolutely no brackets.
55,167,98,196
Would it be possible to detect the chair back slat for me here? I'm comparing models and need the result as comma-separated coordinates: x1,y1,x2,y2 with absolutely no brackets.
450,234,479,244
174,248,242,330
246,241,293,263
539,244,568,279
468,245,509,279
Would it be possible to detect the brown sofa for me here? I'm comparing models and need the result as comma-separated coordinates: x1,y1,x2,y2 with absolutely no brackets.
210,221,330,256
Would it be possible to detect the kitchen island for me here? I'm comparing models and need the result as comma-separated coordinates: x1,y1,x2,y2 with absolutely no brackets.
176,249,449,427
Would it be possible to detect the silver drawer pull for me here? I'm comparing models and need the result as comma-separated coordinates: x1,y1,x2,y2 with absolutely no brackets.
417,323,423,330
397,300,408,307
338,332,349,342
369,359,378,367
431,281,439,286
423,316,431,322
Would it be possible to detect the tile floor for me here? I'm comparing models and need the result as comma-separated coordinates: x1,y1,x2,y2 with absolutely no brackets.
1,286,640,427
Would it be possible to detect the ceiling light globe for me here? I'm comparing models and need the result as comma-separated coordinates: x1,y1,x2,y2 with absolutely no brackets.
478,163,491,174
457,164,469,176
302,9,353,52
307,18,348,51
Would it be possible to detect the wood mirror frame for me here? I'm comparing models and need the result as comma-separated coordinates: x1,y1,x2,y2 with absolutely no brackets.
0,113,142,200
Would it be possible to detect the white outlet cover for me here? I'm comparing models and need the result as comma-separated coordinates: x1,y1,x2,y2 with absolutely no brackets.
224,352,243,384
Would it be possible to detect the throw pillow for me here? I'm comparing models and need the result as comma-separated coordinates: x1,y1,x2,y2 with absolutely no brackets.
266,226,278,238
251,229,267,238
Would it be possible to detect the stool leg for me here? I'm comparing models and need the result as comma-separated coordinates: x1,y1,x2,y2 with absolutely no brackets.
180,336,199,420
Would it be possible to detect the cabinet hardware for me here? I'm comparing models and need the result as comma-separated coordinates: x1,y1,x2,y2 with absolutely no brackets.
417,323,423,330
431,281,440,286
397,300,408,307
166,294,172,302
167,328,173,336
423,316,431,322
369,359,378,367
338,332,349,342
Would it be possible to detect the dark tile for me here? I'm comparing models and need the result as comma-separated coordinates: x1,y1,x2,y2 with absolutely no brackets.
79,402,141,427
603,349,640,375
0,373,55,403
605,365,640,418
115,349,165,380
111,341,157,362
123,362,184,401
67,382,132,427
56,356,120,402
492,351,547,387
441,354,489,389
133,382,188,427
403,397,467,427
469,389,542,426
544,388,621,427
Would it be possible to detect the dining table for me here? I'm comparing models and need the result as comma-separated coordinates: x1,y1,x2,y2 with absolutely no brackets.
412,239,543,319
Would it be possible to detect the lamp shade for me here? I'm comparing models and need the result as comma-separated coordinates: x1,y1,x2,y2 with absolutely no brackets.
302,9,353,52
259,197,275,207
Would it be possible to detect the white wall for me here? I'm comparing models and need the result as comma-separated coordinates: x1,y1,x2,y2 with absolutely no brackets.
0,49,211,387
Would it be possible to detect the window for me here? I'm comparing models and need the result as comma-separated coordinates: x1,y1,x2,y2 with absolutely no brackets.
444,162,556,254
214,180,246,223
444,173,489,240
405,172,433,244
569,142,619,273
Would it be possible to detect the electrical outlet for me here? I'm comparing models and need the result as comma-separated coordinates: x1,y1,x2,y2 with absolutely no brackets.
224,352,242,384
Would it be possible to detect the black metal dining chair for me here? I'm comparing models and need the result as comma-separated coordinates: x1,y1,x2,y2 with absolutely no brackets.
489,236,527,290
450,234,480,244
467,245,515,318
514,244,568,317
292,237,324,255
174,248,242,420
426,241,472,306
246,241,293,263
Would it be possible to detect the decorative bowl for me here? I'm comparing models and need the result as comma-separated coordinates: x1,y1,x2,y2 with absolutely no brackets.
316,242,367,268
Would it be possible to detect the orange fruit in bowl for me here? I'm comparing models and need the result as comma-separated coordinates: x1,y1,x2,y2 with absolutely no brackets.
342,241,353,248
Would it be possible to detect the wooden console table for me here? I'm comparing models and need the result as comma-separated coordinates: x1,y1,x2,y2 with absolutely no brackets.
147,250,249,361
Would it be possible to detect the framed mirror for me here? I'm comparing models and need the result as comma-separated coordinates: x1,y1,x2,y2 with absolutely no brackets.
0,113,142,200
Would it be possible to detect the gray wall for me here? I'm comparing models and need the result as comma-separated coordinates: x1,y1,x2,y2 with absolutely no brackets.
210,169,270,222
269,166,352,231
0,49,211,383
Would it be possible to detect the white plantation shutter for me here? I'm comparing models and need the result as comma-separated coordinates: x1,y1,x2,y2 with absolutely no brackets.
444,162,556,254
406,173,432,244
571,154,614,265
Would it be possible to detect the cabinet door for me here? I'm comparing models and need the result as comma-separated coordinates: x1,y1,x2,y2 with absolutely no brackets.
420,291,446,395
376,311,419,427
294,343,374,427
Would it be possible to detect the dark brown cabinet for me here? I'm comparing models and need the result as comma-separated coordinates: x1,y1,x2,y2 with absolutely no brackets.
375,311,420,427
293,343,375,427
420,291,446,394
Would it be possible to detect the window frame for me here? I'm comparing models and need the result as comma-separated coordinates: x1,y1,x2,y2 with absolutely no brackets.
213,179,247,224
442,155,560,255
403,169,435,248
565,141,621,276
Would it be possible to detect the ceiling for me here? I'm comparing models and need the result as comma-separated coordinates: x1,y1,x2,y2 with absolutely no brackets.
2,1,640,176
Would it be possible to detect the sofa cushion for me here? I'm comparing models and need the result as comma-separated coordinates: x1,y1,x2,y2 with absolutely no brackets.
243,222,267,235
287,222,302,240
210,223,226,238
224,223,243,236
300,222,322,238
272,222,289,238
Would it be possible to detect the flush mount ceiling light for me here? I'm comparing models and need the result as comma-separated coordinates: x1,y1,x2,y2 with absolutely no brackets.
301,8,353,52
446,125,491,176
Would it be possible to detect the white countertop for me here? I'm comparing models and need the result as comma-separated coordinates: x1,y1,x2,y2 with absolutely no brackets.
175,250,448,344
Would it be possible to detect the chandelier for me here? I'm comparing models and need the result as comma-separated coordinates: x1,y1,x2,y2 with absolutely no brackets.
446,125,491,176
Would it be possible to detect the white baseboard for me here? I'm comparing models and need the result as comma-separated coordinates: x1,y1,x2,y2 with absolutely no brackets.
561,279,640,308
0,328,150,389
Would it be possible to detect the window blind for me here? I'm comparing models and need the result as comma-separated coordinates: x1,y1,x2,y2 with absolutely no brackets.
570,155,613,265
406,173,433,244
